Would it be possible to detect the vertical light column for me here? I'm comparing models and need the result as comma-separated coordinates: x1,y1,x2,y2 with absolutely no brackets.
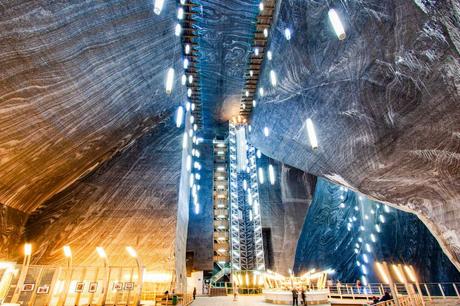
212,140,230,269
228,118,265,275
247,145,265,271
228,122,241,272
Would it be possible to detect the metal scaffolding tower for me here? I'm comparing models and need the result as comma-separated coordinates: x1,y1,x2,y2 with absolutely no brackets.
228,121,265,272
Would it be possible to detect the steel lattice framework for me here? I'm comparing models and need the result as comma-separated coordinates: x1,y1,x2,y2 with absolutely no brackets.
228,122,265,272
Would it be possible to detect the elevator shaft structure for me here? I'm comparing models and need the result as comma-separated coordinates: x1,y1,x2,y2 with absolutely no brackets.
228,121,265,272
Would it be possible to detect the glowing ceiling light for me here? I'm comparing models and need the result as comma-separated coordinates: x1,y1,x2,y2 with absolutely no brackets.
181,74,186,85
268,164,275,185
259,2,264,11
259,87,264,96
175,23,182,36
384,205,391,213
24,243,32,256
191,103,195,111
186,155,192,171
154,0,165,15
392,264,406,283
185,102,191,111
245,90,249,97
361,265,368,275
263,28,268,37
267,51,272,60
363,254,369,263
193,124,197,131
284,28,291,40
339,203,345,208
361,275,368,286
165,68,175,94
258,167,264,184
187,88,192,97
96,247,107,258
270,70,277,86
379,214,385,223
188,74,193,84
365,243,371,253
370,233,376,243
254,47,259,56
375,224,381,233
252,100,257,107
177,7,184,19
194,204,200,214
376,262,390,284
182,133,188,149
176,106,184,128
185,44,190,54
126,246,137,258
183,58,189,69
306,118,318,149
404,265,417,283
256,150,261,158
328,9,346,40
263,127,269,137
63,245,72,257
189,115,194,124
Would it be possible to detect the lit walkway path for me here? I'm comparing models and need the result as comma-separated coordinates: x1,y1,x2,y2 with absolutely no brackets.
191,295,269,306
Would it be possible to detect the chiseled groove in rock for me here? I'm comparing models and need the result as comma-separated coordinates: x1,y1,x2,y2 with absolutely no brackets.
0,0,184,213
248,0,460,268
25,118,184,270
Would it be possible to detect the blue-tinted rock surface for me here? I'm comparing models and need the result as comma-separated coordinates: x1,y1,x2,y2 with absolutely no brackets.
248,0,460,268
294,178,460,283
258,156,316,274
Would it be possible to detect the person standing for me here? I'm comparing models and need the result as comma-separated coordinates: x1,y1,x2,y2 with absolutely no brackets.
233,285,239,301
301,288,306,305
356,279,362,294
193,287,196,300
292,287,299,306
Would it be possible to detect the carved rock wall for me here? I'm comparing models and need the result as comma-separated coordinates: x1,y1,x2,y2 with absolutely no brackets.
258,156,316,273
294,178,460,284
25,119,187,286
248,0,460,268
0,0,184,213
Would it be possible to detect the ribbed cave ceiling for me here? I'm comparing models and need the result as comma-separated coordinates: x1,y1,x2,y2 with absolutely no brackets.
0,0,459,273
248,0,460,268
0,0,184,212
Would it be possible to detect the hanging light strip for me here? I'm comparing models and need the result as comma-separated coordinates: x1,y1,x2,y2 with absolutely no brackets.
239,0,277,118
181,0,203,127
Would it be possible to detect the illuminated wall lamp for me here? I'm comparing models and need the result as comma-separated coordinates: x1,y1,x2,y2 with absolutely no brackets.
328,9,346,40
306,118,318,149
